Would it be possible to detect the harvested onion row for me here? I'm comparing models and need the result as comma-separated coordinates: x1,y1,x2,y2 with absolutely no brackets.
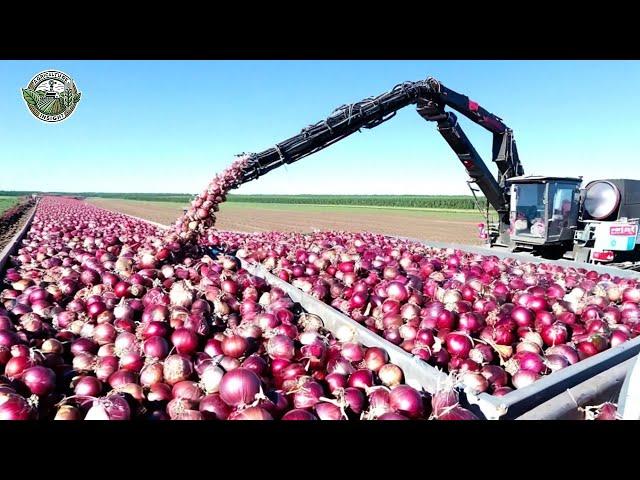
208,229,640,395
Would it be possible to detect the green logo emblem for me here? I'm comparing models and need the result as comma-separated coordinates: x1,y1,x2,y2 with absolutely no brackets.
22,70,81,123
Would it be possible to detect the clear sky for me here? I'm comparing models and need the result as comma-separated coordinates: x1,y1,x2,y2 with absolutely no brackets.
1,60,639,195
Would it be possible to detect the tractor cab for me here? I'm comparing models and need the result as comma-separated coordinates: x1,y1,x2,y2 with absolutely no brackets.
507,176,582,248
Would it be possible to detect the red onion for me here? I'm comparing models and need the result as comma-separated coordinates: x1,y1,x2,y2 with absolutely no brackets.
445,332,472,358
468,344,494,365
229,406,273,420
541,323,568,346
242,354,268,376
199,394,231,420
594,402,618,420
200,364,224,394
343,387,366,415
147,383,173,402
437,405,478,420
163,354,193,385
458,312,485,334
389,385,423,419
377,412,409,420
367,387,392,418
511,369,540,389
481,365,508,387
325,373,347,394
415,328,435,347
514,351,546,375
293,380,324,409
171,328,199,355
54,405,82,420
266,334,295,360
511,306,534,327
546,344,579,365
611,329,630,348
436,310,457,330
363,347,388,372
378,363,404,387
348,369,374,390
5,356,35,379
172,381,204,402
341,342,364,363
22,366,56,396
86,394,131,420
74,376,103,396
544,354,569,371
219,368,261,407
492,386,513,397
386,282,409,302
138,362,163,387
623,287,640,303
119,351,144,373
315,402,344,420
281,409,317,420
461,371,489,394
0,393,32,420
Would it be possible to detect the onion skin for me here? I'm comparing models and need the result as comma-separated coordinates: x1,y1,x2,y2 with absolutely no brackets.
163,355,193,386
315,402,344,420
437,406,478,420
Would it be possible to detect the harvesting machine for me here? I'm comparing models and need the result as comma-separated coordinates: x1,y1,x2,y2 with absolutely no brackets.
235,77,640,270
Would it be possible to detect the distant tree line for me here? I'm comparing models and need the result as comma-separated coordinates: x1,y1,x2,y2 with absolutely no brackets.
0,192,488,210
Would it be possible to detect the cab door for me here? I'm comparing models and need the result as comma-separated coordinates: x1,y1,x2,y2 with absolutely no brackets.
547,182,579,241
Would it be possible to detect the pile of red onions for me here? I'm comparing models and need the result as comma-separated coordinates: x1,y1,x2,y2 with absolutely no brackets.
207,229,640,395
165,155,250,246
0,196,446,420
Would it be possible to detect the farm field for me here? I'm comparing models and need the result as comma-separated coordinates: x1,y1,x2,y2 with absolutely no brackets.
0,196,19,215
87,197,484,245
40,192,488,210
0,196,33,252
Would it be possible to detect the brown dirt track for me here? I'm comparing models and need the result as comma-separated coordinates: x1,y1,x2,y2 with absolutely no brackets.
87,198,483,245
0,201,35,253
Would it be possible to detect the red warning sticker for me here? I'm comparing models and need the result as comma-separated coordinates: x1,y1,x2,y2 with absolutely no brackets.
610,225,637,236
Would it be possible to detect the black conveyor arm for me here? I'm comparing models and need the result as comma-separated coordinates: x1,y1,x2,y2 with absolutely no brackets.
238,76,522,215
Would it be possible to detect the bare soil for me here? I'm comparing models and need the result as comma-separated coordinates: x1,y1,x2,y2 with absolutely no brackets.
0,201,35,253
87,198,482,245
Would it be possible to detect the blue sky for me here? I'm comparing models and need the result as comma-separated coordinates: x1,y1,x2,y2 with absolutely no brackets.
1,60,639,195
